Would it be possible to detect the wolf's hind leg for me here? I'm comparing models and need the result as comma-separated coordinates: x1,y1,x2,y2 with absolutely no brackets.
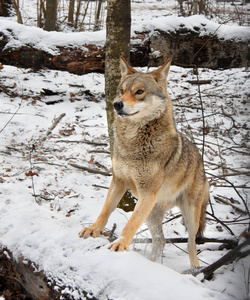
146,204,166,262
181,205,200,267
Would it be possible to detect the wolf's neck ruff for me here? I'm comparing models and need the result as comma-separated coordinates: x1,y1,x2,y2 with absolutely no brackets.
114,105,177,158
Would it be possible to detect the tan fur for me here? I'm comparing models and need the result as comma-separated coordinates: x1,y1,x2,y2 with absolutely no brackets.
79,57,209,269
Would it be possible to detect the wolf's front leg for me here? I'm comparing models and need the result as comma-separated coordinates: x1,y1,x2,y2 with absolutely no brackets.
79,178,126,239
109,191,159,252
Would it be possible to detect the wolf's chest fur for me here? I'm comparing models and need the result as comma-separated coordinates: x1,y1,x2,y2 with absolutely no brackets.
112,110,181,190
113,109,176,161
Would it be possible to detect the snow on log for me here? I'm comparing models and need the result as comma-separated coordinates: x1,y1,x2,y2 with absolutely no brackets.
0,17,249,73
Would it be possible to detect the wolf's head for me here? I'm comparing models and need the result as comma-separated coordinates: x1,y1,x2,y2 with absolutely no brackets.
113,57,172,123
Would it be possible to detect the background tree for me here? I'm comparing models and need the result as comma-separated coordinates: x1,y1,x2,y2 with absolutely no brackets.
11,0,23,23
68,0,75,26
44,0,57,31
37,0,45,28
94,0,103,31
74,0,82,29
105,0,131,155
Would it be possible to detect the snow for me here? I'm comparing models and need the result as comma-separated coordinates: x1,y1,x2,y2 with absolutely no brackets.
0,19,106,55
0,63,249,299
0,196,228,300
0,7,249,56
134,14,250,41
0,0,249,299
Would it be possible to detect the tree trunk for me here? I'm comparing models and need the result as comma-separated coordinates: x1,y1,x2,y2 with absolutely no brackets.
11,0,23,24
105,0,131,155
74,0,82,29
94,0,103,31
178,0,185,16
44,0,57,31
68,0,75,25
37,0,45,28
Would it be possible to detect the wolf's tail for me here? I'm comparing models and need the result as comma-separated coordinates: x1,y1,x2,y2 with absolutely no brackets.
197,182,209,236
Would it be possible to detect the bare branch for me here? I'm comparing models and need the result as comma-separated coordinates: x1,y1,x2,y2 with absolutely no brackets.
69,162,112,176
214,195,248,215
44,113,66,138
0,100,23,134
199,236,250,280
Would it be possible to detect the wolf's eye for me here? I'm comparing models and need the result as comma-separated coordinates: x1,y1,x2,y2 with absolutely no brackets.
120,88,124,95
136,89,144,95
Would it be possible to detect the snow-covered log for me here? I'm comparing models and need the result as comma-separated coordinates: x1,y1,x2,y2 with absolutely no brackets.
0,16,249,74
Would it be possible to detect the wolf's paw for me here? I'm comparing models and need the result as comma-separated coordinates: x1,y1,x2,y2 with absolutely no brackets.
79,226,102,239
109,237,129,252
183,266,202,276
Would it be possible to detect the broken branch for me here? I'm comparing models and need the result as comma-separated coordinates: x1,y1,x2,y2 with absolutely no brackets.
44,113,66,138
69,162,112,176
199,236,250,280
130,236,238,247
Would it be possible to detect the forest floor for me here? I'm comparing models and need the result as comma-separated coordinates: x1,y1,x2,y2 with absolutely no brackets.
0,63,249,299
0,0,250,299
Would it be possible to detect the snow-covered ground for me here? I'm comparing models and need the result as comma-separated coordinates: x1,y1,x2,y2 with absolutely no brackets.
0,63,249,299
0,0,249,299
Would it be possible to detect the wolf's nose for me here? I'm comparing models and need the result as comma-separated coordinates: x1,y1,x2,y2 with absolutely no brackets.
114,100,124,112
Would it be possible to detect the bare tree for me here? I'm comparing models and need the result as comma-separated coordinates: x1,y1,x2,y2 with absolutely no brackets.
11,0,23,23
105,0,131,154
74,0,82,29
68,0,75,25
94,0,103,31
44,0,57,31
37,0,45,28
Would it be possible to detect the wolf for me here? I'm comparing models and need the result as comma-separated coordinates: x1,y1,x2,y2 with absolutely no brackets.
79,57,209,270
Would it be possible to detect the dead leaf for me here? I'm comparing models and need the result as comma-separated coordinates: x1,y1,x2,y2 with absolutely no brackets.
25,170,38,177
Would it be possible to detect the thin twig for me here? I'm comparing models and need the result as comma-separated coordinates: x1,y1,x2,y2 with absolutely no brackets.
69,162,112,176
92,184,109,189
56,139,108,146
28,145,39,205
209,174,250,226
44,113,66,138
0,100,23,133
214,195,247,215
206,171,250,179
206,211,235,236
194,67,205,160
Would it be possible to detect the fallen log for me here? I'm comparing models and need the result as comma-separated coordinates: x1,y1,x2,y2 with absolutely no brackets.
0,247,59,299
0,247,97,300
0,24,249,73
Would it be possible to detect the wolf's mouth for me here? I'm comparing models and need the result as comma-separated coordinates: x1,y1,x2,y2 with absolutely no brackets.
117,111,139,118
118,111,139,117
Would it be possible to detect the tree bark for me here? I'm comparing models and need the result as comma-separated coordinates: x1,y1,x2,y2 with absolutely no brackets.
74,0,82,29
11,0,23,24
37,0,45,28
105,0,131,155
94,0,103,31
68,0,75,25
44,0,57,31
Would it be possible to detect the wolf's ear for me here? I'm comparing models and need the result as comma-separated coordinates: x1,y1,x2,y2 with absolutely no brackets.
152,59,172,87
120,57,136,78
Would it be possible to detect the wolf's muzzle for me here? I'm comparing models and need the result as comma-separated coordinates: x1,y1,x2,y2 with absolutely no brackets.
114,100,124,112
